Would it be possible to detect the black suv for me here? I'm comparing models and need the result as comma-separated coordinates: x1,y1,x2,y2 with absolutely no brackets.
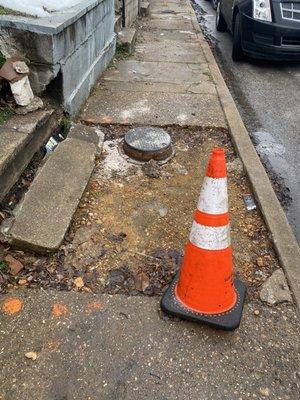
216,0,300,60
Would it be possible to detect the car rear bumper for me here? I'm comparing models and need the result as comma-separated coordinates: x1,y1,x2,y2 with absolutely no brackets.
241,14,300,61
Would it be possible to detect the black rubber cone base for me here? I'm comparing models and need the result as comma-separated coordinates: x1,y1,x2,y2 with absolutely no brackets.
161,275,246,331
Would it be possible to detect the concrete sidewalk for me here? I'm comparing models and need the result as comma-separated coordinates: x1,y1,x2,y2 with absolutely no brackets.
81,0,226,129
1,1,299,399
0,290,299,399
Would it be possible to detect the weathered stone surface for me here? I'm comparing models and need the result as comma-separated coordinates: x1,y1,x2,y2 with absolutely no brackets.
140,2,150,17
65,37,116,115
0,110,56,201
81,89,226,128
0,131,26,175
114,14,122,34
99,80,217,95
150,1,192,14
10,138,96,253
150,13,193,20
139,29,197,42
260,269,293,305
146,17,195,31
68,123,105,154
134,39,205,63
118,28,137,54
124,0,140,27
0,0,116,115
102,59,211,85
0,109,52,134
14,97,44,115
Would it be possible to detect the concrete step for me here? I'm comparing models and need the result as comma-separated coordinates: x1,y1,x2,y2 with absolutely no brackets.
0,110,57,202
10,125,104,253
117,28,137,54
114,14,122,34
140,2,150,17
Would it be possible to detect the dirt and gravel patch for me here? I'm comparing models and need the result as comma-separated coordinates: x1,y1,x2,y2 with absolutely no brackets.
0,126,280,300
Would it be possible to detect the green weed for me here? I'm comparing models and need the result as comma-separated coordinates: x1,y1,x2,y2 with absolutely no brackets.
0,260,8,272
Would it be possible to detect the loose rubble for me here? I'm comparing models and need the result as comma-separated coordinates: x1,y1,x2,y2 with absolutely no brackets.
25,351,37,361
260,269,292,305
0,127,280,300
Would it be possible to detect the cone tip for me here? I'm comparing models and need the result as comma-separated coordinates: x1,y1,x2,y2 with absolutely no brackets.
206,147,227,178
212,148,225,157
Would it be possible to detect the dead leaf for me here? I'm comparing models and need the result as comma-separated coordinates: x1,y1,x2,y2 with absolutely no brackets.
4,255,24,276
74,277,84,289
25,351,37,361
134,271,150,292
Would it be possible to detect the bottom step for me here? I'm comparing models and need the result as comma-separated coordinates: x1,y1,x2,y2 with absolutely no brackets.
140,2,150,17
118,28,137,54
10,126,104,253
0,110,57,202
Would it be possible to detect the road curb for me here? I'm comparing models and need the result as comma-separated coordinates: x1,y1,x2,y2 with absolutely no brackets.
188,10,300,312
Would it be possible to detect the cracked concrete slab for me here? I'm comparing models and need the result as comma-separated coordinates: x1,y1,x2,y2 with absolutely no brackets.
102,60,211,85
81,89,226,128
98,80,217,95
146,18,195,31
10,138,96,253
150,13,194,21
134,39,205,63
150,3,193,15
0,131,27,176
139,30,198,42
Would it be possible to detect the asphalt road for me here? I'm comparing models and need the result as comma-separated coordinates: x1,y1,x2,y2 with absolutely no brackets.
193,0,300,242
1,291,299,399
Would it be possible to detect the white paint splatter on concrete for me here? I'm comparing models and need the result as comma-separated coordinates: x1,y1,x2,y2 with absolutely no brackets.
94,139,140,180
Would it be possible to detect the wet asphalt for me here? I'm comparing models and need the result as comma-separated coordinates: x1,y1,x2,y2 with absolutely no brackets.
193,0,300,242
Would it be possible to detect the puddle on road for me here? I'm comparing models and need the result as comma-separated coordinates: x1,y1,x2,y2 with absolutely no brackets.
66,126,279,299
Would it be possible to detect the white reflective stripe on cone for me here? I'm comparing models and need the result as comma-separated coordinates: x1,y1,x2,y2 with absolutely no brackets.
197,177,228,215
189,221,231,250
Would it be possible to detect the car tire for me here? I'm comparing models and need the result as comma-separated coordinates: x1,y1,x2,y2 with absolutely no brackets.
216,2,227,32
232,12,244,61
211,0,219,10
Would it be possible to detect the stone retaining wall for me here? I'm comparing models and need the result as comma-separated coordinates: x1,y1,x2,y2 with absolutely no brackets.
0,0,116,115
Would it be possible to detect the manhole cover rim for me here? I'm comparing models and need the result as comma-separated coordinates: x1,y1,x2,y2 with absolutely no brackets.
123,127,173,162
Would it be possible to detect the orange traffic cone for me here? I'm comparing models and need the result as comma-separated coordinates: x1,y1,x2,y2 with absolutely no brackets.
161,148,246,330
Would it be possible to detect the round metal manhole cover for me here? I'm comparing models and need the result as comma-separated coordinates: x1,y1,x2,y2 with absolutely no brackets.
123,127,173,162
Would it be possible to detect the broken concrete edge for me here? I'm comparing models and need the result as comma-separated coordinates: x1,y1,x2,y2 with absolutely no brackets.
9,138,97,254
117,28,137,54
140,2,150,18
188,13,300,313
0,109,59,202
9,127,104,254
0,0,104,35
68,123,105,155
